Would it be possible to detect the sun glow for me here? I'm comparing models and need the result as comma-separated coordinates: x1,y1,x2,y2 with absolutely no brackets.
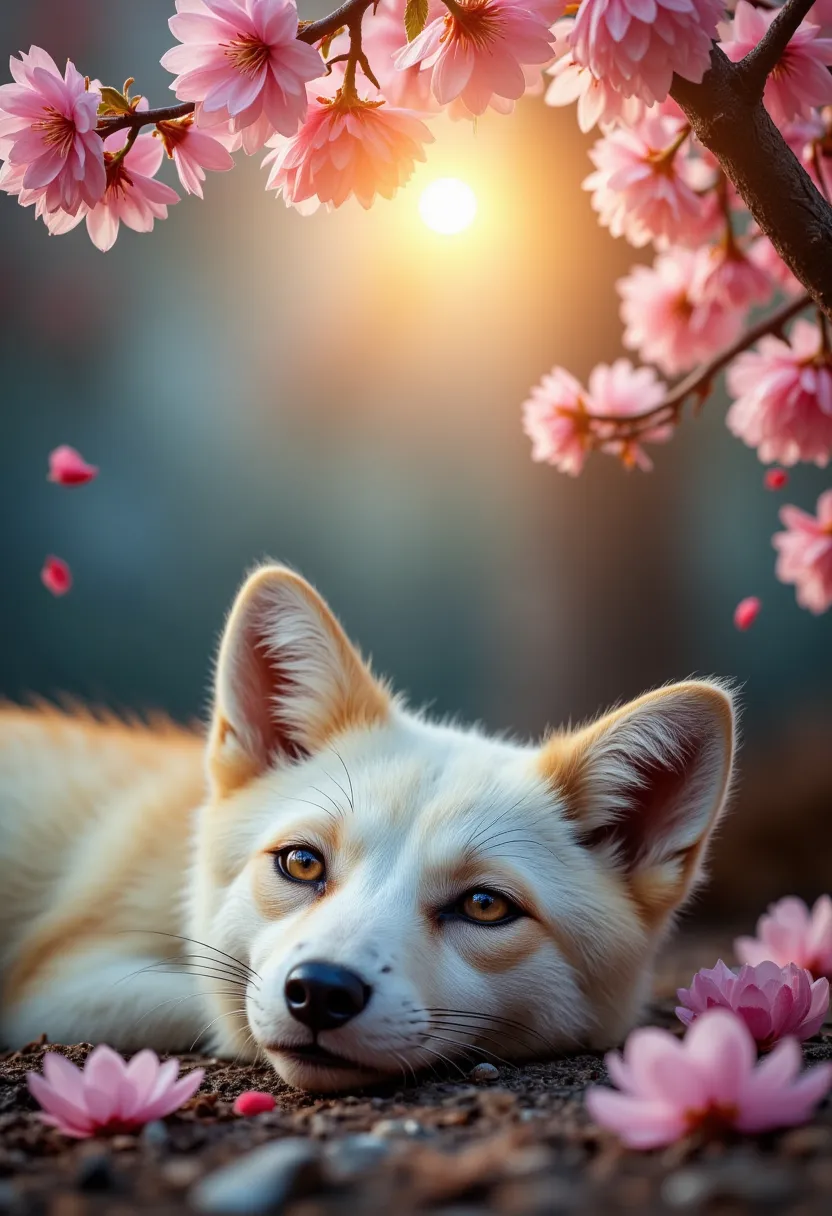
419,178,478,235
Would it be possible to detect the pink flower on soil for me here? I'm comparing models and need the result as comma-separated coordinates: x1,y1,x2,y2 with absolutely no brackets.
522,366,595,476
570,0,725,107
263,91,433,210
85,131,180,252
41,556,72,597
734,595,762,631
583,115,699,249
587,1009,832,1149
588,359,671,470
48,445,98,486
677,960,829,1050
737,896,832,979
161,0,325,155
28,1046,204,1138
694,241,774,312
619,248,743,377
719,2,832,125
772,492,832,614
726,320,832,468
0,47,105,216
155,113,235,197
393,0,560,118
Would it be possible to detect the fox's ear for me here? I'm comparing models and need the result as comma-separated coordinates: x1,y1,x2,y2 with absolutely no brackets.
208,565,390,795
540,681,736,926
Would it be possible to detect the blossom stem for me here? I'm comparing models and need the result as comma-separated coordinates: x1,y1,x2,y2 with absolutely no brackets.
738,0,818,92
587,292,811,442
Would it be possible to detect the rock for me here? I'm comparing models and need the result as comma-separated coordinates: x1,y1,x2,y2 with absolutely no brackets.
191,1139,323,1214
468,1063,500,1084
75,1150,116,1192
162,1159,203,1189
323,1134,391,1181
140,1120,169,1150
371,1118,431,1139
662,1159,797,1208
111,1134,137,1151
0,1181,16,1212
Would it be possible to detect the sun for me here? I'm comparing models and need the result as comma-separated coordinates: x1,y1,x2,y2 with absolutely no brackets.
418,178,478,235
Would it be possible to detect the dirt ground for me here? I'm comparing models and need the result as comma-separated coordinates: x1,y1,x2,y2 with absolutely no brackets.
3,933,832,1215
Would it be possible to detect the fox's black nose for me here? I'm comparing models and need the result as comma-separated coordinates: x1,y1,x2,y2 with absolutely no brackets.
284,961,371,1032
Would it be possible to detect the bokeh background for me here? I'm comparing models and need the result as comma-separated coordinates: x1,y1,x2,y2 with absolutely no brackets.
1,0,830,925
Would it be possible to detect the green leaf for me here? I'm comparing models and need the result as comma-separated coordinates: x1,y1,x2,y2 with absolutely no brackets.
97,86,132,116
404,0,429,42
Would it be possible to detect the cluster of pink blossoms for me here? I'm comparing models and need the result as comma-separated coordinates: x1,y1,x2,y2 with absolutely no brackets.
590,893,832,1150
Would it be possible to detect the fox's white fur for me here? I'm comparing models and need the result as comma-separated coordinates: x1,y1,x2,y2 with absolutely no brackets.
0,565,737,1091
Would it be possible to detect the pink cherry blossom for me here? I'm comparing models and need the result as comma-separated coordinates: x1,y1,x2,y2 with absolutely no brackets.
28,1046,204,1138
545,19,647,132
155,114,235,197
161,0,325,155
41,556,72,596
361,0,442,112
393,0,559,118
619,248,743,377
0,156,86,233
48,445,98,486
772,492,832,614
677,960,829,1050
719,1,832,125
764,468,789,491
588,359,671,470
726,320,832,468
263,92,433,211
85,131,180,253
587,1009,832,1149
737,896,832,979
694,241,774,312
734,596,762,631
570,0,725,108
748,236,805,299
523,366,594,476
583,115,699,249
0,47,105,216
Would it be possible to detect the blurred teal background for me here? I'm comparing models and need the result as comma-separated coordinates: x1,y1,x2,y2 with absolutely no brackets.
1,0,830,919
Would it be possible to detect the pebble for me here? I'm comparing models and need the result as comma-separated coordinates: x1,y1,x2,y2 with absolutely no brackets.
323,1134,391,1181
468,1063,500,1084
233,1092,276,1117
371,1117,432,1139
140,1121,169,1150
75,1150,116,1192
162,1159,203,1189
0,1182,15,1212
662,1159,796,1208
191,1139,323,1214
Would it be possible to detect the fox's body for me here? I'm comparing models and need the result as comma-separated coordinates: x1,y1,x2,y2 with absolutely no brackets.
0,567,737,1091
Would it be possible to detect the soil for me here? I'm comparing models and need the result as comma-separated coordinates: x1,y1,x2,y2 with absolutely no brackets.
2,933,832,1215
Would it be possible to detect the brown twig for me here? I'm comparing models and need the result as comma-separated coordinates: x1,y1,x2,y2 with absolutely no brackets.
738,0,817,90
586,292,811,446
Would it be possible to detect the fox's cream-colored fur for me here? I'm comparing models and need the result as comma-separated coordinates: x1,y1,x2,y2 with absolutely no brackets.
0,565,737,1091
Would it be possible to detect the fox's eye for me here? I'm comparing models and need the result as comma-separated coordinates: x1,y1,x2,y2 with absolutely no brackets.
276,846,325,884
458,889,518,925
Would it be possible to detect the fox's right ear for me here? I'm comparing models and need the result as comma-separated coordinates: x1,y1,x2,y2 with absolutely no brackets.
207,565,390,796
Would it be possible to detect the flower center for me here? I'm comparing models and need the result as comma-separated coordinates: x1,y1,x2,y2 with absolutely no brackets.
442,1,504,52
224,33,270,77
31,107,75,157
685,1102,740,1138
156,114,194,157
103,152,134,200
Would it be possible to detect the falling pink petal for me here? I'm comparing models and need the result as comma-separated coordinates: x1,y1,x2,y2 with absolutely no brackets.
41,556,72,597
734,596,762,631
48,445,98,486
765,469,790,491
233,1090,276,1115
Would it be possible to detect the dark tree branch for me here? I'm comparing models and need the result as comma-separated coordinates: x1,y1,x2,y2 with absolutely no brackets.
587,292,811,443
671,48,832,320
739,0,817,90
297,0,374,44
97,101,195,139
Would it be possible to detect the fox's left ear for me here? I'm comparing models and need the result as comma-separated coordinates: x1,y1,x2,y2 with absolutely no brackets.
540,681,736,925
208,564,391,795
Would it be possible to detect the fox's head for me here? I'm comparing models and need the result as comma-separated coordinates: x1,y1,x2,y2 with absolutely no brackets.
189,565,736,1091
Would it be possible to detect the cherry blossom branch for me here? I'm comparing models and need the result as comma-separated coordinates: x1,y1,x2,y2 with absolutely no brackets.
738,0,818,88
670,50,832,320
586,291,811,444
96,101,195,139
